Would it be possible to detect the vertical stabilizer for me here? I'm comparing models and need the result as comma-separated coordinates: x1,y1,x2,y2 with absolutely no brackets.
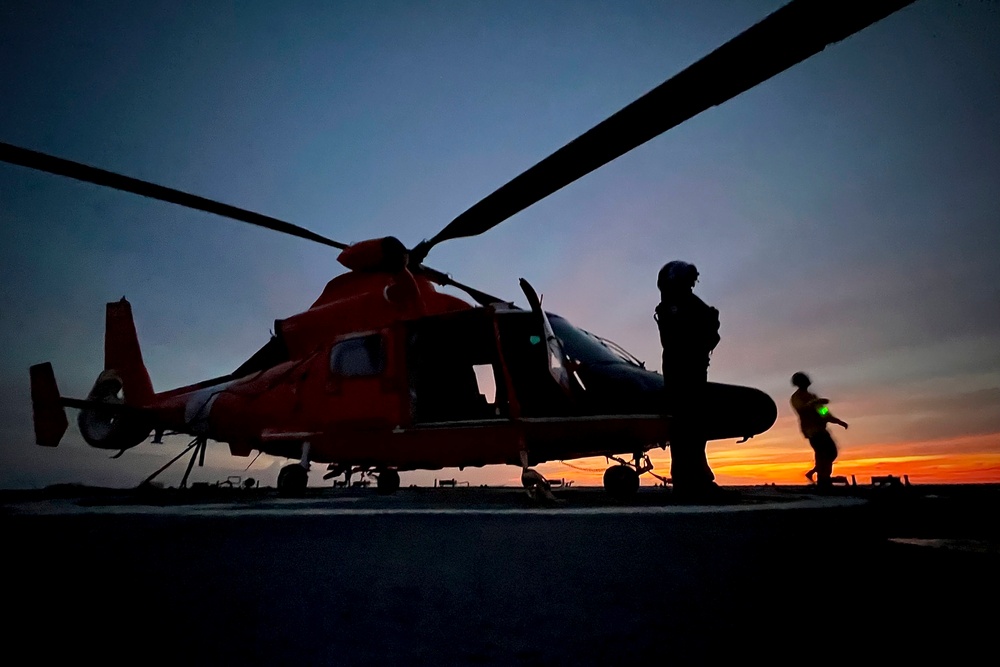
104,298,154,405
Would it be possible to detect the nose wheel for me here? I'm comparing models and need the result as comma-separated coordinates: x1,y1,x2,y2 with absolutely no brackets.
603,465,640,499
603,452,667,499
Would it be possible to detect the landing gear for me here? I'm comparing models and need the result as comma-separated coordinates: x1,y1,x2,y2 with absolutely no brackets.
602,451,668,499
519,450,558,503
277,464,308,496
278,441,313,496
603,465,640,499
138,436,207,489
376,469,400,495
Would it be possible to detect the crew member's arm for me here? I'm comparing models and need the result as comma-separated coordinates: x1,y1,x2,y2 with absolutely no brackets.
813,396,848,429
822,406,848,429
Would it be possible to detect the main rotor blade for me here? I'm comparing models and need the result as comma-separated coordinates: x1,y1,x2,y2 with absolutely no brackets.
412,0,915,262
0,142,348,250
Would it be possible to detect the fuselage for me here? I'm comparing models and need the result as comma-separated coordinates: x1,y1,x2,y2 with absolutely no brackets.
133,270,776,470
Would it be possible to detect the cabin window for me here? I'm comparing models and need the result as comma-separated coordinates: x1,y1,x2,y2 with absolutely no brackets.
473,364,496,405
330,335,384,377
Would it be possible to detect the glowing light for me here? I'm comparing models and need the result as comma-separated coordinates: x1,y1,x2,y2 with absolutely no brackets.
817,405,829,416
529,335,541,345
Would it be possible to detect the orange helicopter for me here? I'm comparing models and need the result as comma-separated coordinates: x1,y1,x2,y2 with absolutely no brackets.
8,0,912,497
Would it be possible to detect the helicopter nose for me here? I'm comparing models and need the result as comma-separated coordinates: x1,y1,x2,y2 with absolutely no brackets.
739,386,779,436
703,383,778,441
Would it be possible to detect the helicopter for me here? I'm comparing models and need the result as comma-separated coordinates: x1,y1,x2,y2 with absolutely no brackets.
8,0,914,497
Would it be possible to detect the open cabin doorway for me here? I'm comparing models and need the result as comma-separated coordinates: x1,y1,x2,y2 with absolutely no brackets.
407,310,509,424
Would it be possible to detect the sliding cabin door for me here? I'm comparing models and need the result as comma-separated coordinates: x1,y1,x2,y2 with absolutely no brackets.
326,331,401,429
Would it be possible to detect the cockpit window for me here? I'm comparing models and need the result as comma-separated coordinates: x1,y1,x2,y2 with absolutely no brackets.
547,314,642,367
330,335,384,377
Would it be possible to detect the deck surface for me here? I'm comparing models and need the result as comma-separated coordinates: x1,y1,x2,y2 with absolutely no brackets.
3,484,997,664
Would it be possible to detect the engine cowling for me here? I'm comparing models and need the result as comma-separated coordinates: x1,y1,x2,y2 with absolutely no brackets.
77,370,151,450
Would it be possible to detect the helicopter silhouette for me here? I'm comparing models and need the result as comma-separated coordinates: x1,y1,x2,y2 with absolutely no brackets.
8,0,914,497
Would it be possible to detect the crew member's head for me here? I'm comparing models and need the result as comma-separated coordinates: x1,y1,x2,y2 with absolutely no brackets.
657,260,699,294
791,372,811,389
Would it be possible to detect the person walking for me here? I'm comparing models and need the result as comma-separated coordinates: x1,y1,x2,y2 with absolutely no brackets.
790,372,848,488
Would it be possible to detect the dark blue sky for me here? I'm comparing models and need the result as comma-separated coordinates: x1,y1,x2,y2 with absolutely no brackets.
2,0,998,488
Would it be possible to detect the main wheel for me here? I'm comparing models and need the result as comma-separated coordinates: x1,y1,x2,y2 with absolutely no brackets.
377,469,400,495
603,465,640,499
277,464,308,496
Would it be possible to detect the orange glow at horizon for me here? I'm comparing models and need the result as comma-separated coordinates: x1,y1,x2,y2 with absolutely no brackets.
537,431,1000,486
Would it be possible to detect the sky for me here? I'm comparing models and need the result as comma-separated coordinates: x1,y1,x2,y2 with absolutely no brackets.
1,0,998,490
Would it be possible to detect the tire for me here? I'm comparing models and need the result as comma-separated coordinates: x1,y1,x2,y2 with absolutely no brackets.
277,464,308,496
603,465,639,499
377,469,401,495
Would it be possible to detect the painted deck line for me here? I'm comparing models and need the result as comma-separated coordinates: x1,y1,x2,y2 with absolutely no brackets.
3,493,865,517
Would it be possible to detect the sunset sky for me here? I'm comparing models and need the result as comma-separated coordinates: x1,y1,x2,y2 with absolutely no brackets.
1,0,998,489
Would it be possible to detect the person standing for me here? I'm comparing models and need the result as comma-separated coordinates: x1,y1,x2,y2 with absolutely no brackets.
790,372,848,488
655,260,730,501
